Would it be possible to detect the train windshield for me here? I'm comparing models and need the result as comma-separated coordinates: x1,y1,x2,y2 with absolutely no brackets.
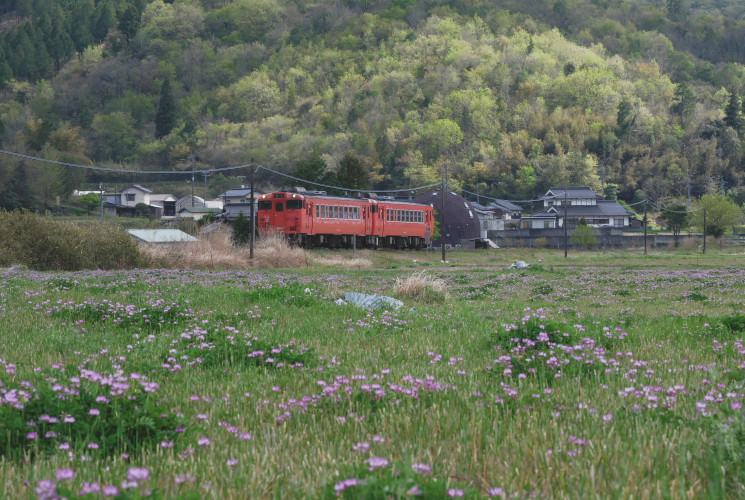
286,200,303,209
258,201,272,210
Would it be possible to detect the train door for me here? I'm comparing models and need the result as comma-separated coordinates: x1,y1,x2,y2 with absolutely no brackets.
272,198,286,232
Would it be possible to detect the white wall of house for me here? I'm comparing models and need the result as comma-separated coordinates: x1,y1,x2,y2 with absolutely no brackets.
120,187,150,207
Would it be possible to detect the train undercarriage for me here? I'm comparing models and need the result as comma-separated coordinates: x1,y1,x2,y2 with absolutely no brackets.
286,233,427,250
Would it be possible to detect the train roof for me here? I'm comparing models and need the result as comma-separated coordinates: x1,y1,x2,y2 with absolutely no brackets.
263,190,432,207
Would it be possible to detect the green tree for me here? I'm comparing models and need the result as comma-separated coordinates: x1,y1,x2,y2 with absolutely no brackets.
570,221,598,250
337,152,369,190
231,212,251,246
89,112,137,162
78,192,101,215
723,91,743,132
92,1,117,42
616,99,635,138
691,194,743,240
661,205,689,237
155,78,177,138
294,154,330,189
670,83,696,120
118,4,141,41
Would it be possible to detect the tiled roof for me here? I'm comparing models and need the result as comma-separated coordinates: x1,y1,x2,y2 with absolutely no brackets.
540,186,599,200
530,200,634,218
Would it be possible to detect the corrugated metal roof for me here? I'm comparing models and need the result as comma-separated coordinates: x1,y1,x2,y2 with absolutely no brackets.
127,229,198,243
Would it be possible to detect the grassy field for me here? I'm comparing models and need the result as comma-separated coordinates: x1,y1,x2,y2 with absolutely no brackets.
2,249,745,498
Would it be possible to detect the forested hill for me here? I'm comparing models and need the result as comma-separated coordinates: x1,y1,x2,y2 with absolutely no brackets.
2,0,745,210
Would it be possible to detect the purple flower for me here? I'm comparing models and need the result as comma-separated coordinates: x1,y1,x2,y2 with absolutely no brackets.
127,467,150,481
488,487,505,497
412,462,432,476
56,469,75,481
365,456,389,471
103,485,119,497
334,478,363,494
198,437,211,446
226,458,238,467
35,480,57,500
26,432,38,440
448,488,465,497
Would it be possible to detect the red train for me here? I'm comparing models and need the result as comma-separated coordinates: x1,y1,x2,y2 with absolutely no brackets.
257,187,434,249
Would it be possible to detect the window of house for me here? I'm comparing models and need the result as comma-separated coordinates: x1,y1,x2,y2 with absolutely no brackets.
126,194,135,202
614,218,624,227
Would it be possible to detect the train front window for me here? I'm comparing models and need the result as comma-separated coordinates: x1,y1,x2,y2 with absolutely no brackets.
275,202,284,212
258,201,272,210
287,200,303,209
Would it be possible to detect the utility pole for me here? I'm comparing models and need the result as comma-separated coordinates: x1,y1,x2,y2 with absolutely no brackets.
191,158,195,207
703,206,707,254
643,201,648,256
203,172,210,201
99,182,104,218
249,159,256,260
563,188,568,259
686,171,691,209
441,163,448,262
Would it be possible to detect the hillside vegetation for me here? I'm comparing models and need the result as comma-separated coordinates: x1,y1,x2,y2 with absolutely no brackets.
1,0,745,209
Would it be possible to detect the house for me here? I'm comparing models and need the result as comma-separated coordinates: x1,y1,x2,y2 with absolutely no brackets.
219,188,257,205
177,206,222,221
117,185,176,219
216,188,262,220
521,186,635,229
488,199,523,220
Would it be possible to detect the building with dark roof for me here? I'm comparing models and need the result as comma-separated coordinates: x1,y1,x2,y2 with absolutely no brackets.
413,190,480,247
522,186,635,229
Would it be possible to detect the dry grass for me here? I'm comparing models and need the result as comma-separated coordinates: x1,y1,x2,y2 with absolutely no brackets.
393,270,450,302
310,251,373,269
252,231,308,268
141,228,308,269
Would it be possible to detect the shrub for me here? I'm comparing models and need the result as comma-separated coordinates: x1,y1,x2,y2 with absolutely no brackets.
0,210,144,270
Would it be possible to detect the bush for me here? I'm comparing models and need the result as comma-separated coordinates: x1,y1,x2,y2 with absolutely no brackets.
0,210,144,270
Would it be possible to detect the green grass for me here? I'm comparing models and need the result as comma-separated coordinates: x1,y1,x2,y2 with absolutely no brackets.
1,252,745,498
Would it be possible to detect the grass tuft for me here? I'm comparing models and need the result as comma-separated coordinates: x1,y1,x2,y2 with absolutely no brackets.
393,270,450,302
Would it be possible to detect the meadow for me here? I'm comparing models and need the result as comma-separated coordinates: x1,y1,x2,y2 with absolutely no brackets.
1,249,745,499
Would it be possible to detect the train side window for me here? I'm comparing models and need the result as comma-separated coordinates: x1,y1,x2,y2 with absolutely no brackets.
315,205,320,217
258,200,272,210
275,202,284,212
287,200,303,210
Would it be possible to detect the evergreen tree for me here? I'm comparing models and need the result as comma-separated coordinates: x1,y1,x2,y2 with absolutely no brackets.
337,152,369,190
70,0,95,54
294,153,328,188
231,212,251,246
616,99,635,138
118,4,140,41
92,1,116,42
724,91,744,132
155,79,177,138
670,83,696,120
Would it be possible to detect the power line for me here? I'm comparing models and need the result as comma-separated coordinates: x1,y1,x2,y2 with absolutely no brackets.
0,148,440,195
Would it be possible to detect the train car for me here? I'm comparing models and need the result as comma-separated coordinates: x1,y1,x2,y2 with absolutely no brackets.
376,199,434,249
256,187,433,249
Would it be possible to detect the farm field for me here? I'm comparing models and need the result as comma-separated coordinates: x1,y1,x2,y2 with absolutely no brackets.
2,251,745,498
